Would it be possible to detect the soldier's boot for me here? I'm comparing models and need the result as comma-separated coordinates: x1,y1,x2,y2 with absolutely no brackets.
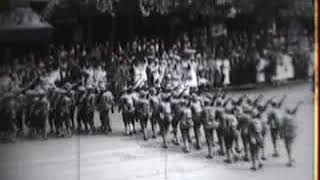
124,123,129,136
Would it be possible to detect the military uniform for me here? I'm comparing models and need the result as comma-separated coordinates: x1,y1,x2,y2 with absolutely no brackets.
179,104,193,153
201,104,218,158
97,91,114,134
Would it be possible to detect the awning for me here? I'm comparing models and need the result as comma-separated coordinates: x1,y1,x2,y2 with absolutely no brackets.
0,7,53,43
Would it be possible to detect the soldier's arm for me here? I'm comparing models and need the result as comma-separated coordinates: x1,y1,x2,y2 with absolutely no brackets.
277,94,287,108
290,101,303,115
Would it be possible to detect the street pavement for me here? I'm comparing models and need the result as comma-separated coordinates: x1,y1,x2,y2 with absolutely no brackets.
0,83,315,180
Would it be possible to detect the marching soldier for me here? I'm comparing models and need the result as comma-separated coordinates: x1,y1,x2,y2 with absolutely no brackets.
135,90,151,140
33,90,50,140
248,109,264,171
159,93,172,148
201,99,218,159
149,88,160,138
179,100,193,153
119,88,136,135
85,87,96,134
97,88,114,134
267,95,287,157
190,93,203,150
76,86,87,133
281,101,303,167
56,90,72,137
223,107,240,163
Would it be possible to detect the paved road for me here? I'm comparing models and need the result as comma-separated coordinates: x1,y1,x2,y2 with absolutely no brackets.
0,83,315,180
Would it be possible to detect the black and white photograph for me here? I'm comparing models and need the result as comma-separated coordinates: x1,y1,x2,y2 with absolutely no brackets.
0,0,317,180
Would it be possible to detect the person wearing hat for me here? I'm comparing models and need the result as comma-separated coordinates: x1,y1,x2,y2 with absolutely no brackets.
190,93,203,150
248,108,264,171
179,100,193,153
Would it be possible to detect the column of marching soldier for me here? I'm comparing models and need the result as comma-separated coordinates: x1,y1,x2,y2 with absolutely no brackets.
0,84,303,171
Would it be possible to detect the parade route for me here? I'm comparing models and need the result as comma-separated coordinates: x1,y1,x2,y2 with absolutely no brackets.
0,83,315,180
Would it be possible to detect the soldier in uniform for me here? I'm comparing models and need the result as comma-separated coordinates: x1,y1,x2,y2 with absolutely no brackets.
179,100,193,153
34,90,50,140
97,88,114,134
170,94,182,145
119,88,136,135
201,99,218,159
267,95,287,157
281,101,303,167
248,109,264,171
84,87,96,134
55,90,71,137
76,86,87,133
190,93,203,150
149,88,160,138
234,106,251,161
159,93,172,148
0,96,17,142
222,107,240,163
135,90,151,140
47,88,58,135
15,94,25,137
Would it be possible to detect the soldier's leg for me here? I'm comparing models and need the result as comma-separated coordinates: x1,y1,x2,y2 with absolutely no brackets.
70,106,76,131
161,120,169,148
180,127,189,153
150,115,157,138
130,113,137,134
65,115,72,136
216,128,225,156
99,111,106,133
88,112,95,134
224,134,233,163
205,128,213,159
141,116,148,141
261,134,267,160
270,128,280,157
106,111,112,132
193,124,201,150
249,144,258,171
171,118,179,145
241,132,249,161
41,115,48,140
48,111,55,134
77,111,84,133
123,112,131,135
284,137,295,167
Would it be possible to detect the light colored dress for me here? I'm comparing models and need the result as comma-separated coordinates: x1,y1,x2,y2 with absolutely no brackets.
256,58,268,83
222,59,231,85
